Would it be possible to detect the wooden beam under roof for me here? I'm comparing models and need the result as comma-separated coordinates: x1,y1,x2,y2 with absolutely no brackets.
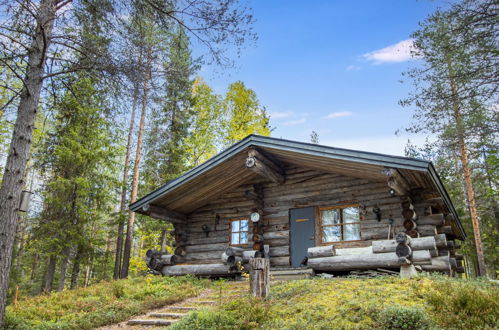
245,147,285,184
383,167,411,196
140,204,186,223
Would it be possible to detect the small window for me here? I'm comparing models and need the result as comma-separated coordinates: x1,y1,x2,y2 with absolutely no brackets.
320,205,360,243
230,219,249,245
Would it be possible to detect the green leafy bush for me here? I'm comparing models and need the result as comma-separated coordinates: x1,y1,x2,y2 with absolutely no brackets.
377,306,434,330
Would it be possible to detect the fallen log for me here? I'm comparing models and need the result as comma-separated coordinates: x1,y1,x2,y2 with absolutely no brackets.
307,250,431,271
372,236,437,253
421,256,451,273
334,246,372,256
307,245,336,258
161,263,237,277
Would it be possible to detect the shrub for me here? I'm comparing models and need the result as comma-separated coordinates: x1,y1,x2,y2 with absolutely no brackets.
377,306,435,330
425,279,499,329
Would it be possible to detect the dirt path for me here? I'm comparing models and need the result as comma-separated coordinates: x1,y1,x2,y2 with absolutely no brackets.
97,280,248,329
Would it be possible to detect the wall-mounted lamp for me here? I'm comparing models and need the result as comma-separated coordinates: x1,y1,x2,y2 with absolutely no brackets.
389,189,396,197
373,206,382,222
201,224,210,237
19,190,33,212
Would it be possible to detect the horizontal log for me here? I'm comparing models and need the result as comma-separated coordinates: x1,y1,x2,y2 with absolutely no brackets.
270,256,289,267
308,245,336,258
417,225,437,236
421,256,451,273
372,236,437,254
438,226,454,235
226,246,244,257
335,246,373,256
268,246,289,257
263,231,289,240
308,250,431,271
242,250,258,263
161,264,238,276
434,234,447,248
417,214,445,226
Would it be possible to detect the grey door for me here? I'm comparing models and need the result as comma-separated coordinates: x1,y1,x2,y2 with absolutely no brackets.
290,207,316,267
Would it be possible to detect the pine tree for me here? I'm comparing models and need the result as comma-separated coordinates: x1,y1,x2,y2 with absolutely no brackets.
35,76,119,291
401,0,498,276
144,24,195,186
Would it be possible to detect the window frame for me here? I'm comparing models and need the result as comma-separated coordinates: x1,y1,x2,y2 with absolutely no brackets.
318,204,361,244
229,218,250,246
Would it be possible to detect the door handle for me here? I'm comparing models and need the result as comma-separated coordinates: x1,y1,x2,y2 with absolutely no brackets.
309,235,315,240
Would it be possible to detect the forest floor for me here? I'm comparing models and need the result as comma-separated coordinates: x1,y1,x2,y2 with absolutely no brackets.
171,275,498,330
97,280,248,329
4,274,498,329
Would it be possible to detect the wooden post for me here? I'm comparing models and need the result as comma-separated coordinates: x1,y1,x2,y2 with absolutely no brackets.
249,258,269,298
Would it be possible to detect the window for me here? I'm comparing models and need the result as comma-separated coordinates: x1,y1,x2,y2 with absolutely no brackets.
319,205,360,243
230,219,249,245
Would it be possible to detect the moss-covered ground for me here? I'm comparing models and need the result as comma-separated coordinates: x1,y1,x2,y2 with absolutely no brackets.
172,275,499,330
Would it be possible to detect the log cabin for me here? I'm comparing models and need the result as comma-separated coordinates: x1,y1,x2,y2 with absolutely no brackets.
131,135,466,278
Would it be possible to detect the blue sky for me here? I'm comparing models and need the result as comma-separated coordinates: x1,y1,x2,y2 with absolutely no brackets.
197,0,446,156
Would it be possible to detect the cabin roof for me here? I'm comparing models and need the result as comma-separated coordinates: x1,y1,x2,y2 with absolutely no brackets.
130,134,465,239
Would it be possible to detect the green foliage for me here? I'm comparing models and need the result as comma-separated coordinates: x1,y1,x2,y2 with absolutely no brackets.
424,278,499,329
223,81,271,146
186,77,224,166
4,275,207,330
378,306,434,330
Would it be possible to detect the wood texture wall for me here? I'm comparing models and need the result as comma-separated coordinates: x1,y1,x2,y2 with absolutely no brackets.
178,166,422,267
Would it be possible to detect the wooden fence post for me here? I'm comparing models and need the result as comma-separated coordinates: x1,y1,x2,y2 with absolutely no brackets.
249,258,269,298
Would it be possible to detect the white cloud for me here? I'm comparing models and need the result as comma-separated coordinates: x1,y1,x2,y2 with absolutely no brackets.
326,111,353,119
283,118,306,126
270,111,293,119
345,65,361,72
363,39,418,64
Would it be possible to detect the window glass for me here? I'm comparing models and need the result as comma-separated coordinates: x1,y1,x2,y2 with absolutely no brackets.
321,209,340,225
323,226,341,242
343,207,359,223
240,231,248,244
231,233,240,245
343,223,361,240
230,219,249,245
320,206,360,243
232,220,240,232
240,220,248,231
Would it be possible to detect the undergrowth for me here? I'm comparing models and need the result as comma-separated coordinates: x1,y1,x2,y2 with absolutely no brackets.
172,275,498,330
4,275,208,330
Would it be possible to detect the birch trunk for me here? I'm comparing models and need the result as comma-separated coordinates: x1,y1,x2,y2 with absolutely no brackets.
446,55,486,276
0,0,57,324
114,86,139,280
121,51,152,278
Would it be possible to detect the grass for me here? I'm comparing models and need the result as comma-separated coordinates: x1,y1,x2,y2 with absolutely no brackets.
172,275,499,330
4,275,208,330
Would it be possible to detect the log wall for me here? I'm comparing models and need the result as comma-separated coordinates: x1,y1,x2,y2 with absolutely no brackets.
177,165,460,272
